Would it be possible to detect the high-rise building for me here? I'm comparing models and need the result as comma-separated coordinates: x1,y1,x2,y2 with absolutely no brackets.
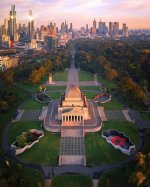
28,10,34,39
98,20,106,35
8,5,17,37
70,23,73,32
93,18,97,29
122,23,129,37
45,35,57,50
113,22,119,36
4,18,9,35
86,24,88,32
109,22,113,36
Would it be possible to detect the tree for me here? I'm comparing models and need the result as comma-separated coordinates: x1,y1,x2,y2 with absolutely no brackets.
0,100,8,113
28,69,40,85
129,171,146,186
0,179,8,187
1,70,14,86
105,68,119,80
16,134,27,148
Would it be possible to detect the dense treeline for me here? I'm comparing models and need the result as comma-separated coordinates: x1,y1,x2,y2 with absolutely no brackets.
15,48,71,83
0,47,71,112
74,38,150,106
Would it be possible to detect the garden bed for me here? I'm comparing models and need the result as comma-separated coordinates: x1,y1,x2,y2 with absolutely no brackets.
11,129,44,155
35,93,51,103
102,129,136,155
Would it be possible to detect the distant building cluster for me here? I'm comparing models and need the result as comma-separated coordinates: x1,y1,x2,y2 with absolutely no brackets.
76,18,129,39
0,5,131,72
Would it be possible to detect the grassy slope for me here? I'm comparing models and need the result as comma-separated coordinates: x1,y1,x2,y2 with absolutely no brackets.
85,121,139,166
19,99,47,110
78,71,94,81
53,71,68,81
51,175,92,187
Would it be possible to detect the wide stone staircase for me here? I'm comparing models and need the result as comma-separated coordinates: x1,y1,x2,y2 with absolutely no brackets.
59,127,86,165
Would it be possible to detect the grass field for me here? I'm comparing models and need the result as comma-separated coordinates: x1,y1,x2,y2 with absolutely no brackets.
53,71,68,81
19,131,60,166
51,175,92,187
46,86,66,91
19,99,47,110
80,86,100,91
85,121,139,166
16,76,48,92
97,76,117,90
140,112,150,121
100,98,125,110
47,92,63,100
8,121,42,144
8,121,60,166
78,71,94,81
83,92,97,99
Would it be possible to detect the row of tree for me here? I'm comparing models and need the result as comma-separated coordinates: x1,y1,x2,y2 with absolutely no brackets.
74,38,149,106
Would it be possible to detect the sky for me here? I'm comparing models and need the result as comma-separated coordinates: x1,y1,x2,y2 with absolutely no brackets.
0,0,150,29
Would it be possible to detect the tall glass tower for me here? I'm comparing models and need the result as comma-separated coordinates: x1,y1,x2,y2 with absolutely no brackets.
28,10,34,40
8,5,17,37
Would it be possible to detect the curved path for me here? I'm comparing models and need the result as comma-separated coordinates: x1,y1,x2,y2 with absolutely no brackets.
1,41,148,185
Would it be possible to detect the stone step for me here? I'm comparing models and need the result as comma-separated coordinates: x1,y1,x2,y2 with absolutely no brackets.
61,128,84,137
60,137,85,155
59,155,85,165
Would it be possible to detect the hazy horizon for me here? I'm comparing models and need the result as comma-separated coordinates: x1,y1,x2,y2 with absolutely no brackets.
0,0,150,29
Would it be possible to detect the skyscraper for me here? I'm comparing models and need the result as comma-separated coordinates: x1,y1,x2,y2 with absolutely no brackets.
8,5,17,37
122,23,129,37
98,19,106,35
28,10,34,40
113,22,119,36
109,22,113,36
93,18,97,29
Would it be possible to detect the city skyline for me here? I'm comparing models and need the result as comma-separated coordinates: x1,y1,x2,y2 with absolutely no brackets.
0,0,150,29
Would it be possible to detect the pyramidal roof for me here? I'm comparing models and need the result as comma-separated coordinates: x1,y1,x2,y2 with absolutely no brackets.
65,85,81,99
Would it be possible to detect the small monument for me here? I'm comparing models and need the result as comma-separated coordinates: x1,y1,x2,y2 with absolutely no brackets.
48,73,55,85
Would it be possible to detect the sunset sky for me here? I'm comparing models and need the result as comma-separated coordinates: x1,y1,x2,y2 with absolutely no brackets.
0,0,150,29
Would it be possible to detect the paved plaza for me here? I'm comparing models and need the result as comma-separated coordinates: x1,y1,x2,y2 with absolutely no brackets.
20,110,41,121
105,110,127,121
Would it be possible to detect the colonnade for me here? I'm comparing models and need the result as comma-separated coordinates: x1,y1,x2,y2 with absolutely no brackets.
62,115,83,122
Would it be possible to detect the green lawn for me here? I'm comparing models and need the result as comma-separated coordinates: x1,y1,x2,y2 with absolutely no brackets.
78,71,94,81
97,76,117,91
53,71,68,81
51,175,92,187
48,92,63,100
8,121,60,166
8,121,42,144
83,92,97,99
80,86,100,91
85,121,139,166
19,99,47,110
16,76,48,92
46,86,66,91
99,98,125,110
140,112,150,121
19,131,60,166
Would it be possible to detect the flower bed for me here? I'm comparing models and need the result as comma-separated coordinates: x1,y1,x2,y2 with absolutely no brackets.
11,129,44,155
102,129,136,155
93,92,111,103
35,93,51,103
